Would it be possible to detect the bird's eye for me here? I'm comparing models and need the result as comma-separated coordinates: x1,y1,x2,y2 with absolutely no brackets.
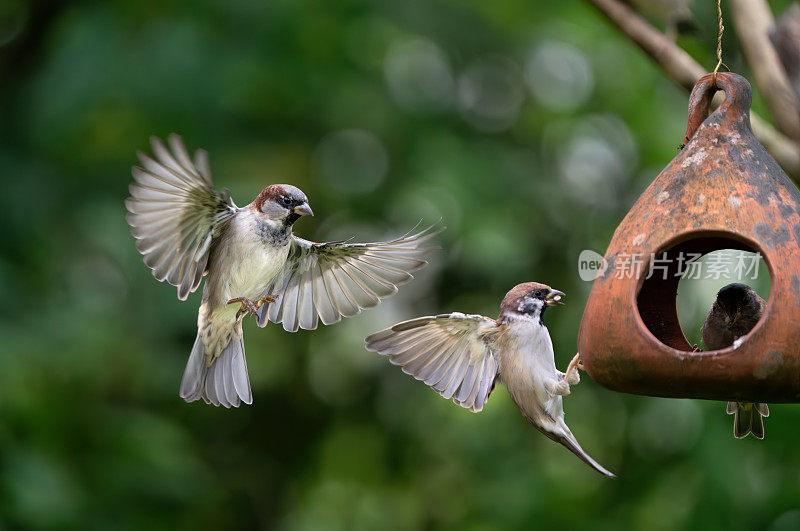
534,290,543,298
281,196,292,206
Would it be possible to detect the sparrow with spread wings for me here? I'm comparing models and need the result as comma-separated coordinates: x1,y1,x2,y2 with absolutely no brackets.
126,134,439,408
365,282,615,477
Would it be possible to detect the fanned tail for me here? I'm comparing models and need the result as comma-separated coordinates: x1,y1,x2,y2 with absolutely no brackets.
728,401,769,439
180,323,252,408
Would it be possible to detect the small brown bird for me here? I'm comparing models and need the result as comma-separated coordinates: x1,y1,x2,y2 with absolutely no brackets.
701,283,769,439
126,134,439,408
365,282,615,477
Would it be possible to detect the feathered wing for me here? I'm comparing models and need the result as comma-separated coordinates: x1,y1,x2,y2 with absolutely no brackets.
256,225,441,332
364,313,502,412
125,134,236,300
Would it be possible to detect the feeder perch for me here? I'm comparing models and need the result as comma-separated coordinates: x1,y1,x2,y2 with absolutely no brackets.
578,72,800,403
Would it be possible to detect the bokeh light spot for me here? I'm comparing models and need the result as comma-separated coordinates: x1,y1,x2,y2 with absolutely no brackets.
312,129,389,195
457,55,525,133
525,40,594,111
383,37,454,114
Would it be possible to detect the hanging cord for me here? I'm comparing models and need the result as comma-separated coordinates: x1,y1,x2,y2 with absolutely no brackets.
679,0,727,150
711,0,725,87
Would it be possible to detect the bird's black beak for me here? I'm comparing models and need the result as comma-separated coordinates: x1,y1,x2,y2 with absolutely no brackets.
546,289,565,306
293,202,313,217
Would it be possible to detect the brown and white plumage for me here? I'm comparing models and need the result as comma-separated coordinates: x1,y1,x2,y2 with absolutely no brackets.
256,227,439,332
126,134,440,408
125,135,236,301
365,282,615,477
365,313,502,412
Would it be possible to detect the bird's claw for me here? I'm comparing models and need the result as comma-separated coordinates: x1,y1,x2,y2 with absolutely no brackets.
565,370,580,386
691,343,702,353
258,294,277,307
227,297,259,319
564,353,583,385
227,295,277,319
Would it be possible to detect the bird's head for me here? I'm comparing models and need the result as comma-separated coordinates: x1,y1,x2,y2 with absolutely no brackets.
499,282,565,324
252,184,313,225
714,282,757,325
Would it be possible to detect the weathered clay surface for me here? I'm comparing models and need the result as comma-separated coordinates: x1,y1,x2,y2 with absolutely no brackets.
578,72,800,402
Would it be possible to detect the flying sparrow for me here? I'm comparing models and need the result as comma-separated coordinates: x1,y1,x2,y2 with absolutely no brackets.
701,283,769,439
365,282,615,477
126,134,439,408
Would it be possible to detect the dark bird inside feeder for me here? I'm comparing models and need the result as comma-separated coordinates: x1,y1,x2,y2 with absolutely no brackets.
701,283,769,439
578,72,800,405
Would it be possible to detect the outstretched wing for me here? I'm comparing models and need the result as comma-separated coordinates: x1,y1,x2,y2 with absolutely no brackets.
365,312,501,412
256,224,441,332
125,134,236,300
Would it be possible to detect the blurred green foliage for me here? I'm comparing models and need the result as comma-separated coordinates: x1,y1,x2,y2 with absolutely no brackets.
2,0,799,529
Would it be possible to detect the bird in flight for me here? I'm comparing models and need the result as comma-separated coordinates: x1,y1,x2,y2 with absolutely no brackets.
126,134,440,408
365,282,615,477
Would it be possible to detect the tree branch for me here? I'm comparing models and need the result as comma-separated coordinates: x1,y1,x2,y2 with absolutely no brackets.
729,0,800,142
770,3,800,102
586,0,800,180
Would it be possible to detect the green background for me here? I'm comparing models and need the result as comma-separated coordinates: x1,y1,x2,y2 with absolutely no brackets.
1,0,797,528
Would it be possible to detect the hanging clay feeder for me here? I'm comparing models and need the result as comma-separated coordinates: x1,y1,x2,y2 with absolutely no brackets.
578,72,800,403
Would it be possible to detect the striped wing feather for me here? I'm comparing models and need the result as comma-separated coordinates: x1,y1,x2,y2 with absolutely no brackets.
365,312,501,412
256,225,440,332
125,134,236,300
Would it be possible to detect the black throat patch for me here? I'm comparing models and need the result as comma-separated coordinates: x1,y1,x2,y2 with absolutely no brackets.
283,212,301,227
255,217,291,247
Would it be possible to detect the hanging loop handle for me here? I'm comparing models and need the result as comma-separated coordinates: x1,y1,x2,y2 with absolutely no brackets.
681,72,753,149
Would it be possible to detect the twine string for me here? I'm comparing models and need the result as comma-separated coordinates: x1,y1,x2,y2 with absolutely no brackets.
712,0,724,86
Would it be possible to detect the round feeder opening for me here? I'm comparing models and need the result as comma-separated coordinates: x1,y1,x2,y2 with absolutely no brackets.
676,251,770,350
635,232,772,352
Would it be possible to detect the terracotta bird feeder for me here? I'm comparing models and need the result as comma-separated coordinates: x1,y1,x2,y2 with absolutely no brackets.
578,72,800,403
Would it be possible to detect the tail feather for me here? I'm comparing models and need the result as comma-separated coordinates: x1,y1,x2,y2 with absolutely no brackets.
732,402,753,439
180,330,252,408
552,420,615,478
230,336,252,401
728,402,768,439
750,409,765,440
206,350,225,406
221,340,237,405
180,335,206,401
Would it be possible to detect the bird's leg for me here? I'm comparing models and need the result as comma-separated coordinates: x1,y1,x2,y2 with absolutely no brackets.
546,378,571,396
227,295,278,319
564,353,583,385
227,297,260,319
